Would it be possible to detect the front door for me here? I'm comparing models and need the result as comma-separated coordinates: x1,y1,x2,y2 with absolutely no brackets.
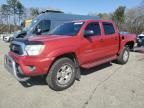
79,22,105,65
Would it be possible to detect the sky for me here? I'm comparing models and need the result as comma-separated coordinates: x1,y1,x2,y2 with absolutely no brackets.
0,0,142,15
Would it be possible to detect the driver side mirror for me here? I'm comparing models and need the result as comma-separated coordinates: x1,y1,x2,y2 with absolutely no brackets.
84,30,94,37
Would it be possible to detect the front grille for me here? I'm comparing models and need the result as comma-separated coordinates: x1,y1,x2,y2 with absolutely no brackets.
10,44,23,55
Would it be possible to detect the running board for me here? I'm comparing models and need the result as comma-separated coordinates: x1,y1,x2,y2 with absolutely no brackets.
81,56,117,69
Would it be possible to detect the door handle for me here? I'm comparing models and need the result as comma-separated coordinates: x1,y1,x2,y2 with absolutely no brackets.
99,39,104,42
115,37,118,40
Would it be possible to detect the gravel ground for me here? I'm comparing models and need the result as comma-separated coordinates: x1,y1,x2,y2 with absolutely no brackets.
0,40,144,108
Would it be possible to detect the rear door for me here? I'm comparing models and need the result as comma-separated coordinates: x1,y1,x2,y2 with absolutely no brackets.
102,22,119,57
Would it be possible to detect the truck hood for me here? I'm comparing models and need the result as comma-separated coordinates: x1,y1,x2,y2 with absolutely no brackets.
27,35,72,42
13,35,73,45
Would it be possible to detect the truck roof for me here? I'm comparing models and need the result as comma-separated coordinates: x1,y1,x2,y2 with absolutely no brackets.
67,19,114,23
33,12,99,21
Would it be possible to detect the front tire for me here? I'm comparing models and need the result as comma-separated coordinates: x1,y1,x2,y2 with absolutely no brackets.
116,47,130,64
46,57,76,91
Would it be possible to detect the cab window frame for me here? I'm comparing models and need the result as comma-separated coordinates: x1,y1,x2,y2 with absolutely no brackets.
84,22,101,37
102,22,115,35
36,20,51,33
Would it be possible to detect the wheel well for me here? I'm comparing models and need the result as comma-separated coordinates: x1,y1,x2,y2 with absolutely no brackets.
48,53,79,73
125,41,134,49
54,53,77,63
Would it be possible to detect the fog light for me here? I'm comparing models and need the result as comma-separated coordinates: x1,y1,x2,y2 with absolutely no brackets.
27,66,36,72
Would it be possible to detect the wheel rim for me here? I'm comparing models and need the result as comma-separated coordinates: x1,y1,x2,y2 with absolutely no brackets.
56,64,73,85
123,50,129,62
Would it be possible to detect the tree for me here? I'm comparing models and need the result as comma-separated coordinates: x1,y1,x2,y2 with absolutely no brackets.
30,8,39,17
0,4,11,32
7,0,25,25
1,4,10,23
0,0,25,33
17,1,24,24
113,6,126,30
125,7,144,34
7,0,18,25
97,13,112,20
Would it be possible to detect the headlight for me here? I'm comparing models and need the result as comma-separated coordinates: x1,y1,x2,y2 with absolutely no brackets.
25,45,45,56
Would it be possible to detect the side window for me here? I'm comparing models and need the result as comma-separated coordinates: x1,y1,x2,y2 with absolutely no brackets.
103,22,115,35
37,20,51,32
85,23,101,36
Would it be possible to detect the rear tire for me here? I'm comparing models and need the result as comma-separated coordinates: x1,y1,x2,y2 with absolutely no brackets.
116,47,129,64
46,57,76,91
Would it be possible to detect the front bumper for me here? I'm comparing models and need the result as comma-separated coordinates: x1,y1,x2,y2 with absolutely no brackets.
4,52,54,81
4,54,30,82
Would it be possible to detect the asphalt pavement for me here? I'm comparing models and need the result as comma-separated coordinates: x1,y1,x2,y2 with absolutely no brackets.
0,40,144,108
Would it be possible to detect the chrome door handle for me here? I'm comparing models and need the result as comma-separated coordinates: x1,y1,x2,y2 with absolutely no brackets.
115,37,118,40
99,39,104,42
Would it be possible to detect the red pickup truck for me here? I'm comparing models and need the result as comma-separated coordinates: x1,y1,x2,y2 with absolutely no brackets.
4,20,136,91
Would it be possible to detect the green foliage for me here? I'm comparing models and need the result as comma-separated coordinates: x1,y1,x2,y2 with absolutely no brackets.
17,1,24,14
113,6,126,23
1,4,9,13
7,0,18,13
97,13,112,20
30,8,39,17
97,5,144,34
0,0,25,33
0,24,19,33
0,1,143,34
6,0,25,25
125,7,144,34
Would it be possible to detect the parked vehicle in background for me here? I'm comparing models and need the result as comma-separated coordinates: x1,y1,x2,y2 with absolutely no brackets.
11,9,99,41
21,19,32,28
137,32,144,47
4,20,136,91
3,33,14,42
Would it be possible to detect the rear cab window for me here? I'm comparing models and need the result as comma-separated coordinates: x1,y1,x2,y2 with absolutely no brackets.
102,22,115,35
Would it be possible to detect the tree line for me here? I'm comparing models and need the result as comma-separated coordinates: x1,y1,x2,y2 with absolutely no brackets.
95,0,144,34
0,0,40,33
0,0,144,34
0,0,40,25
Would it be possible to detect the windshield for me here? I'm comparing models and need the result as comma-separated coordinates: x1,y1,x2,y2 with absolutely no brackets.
27,19,39,30
25,19,40,36
49,22,84,36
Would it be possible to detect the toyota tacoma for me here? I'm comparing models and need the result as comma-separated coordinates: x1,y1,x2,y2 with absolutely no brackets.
4,20,136,91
